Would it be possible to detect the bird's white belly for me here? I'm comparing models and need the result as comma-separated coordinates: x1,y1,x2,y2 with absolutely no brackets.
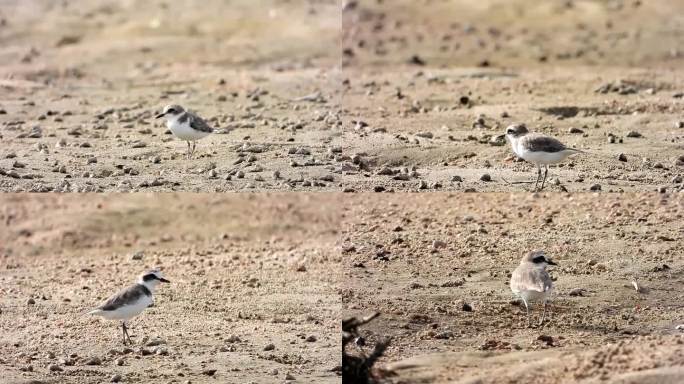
516,289,550,303
518,148,571,165
99,296,152,321
167,120,210,141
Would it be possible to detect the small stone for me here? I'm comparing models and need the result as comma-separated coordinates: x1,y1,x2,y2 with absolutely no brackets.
432,240,446,249
87,157,97,164
480,173,491,182
111,374,122,382
263,343,275,351
115,358,125,366
451,175,463,182
305,335,317,342
202,369,217,376
415,131,433,139
48,364,63,372
285,373,296,381
626,130,642,138
617,153,627,162
84,357,101,365
462,303,473,312
418,180,428,189
226,334,241,343
568,127,584,134
589,184,601,191
569,288,585,296
270,369,279,376
536,335,554,346
27,298,35,305
130,250,144,261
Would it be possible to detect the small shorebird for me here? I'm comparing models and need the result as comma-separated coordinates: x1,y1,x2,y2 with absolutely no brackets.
156,104,214,158
89,269,170,344
510,250,557,326
505,123,582,191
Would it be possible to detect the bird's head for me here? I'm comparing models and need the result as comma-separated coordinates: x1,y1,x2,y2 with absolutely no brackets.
155,104,185,120
138,268,170,289
523,250,557,268
505,123,529,140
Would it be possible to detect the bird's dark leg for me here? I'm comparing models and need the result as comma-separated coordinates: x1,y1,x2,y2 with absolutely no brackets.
186,141,191,159
533,166,542,191
122,322,132,345
192,141,196,157
539,300,548,325
121,322,127,345
540,165,549,190
522,298,531,327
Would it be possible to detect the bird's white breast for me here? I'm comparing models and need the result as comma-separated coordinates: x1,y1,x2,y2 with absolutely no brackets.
167,119,211,141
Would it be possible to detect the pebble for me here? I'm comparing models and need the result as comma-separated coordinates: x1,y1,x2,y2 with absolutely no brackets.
568,127,584,134
305,335,317,342
617,153,627,162
418,180,428,189
48,364,63,372
263,343,275,351
589,184,601,191
415,131,433,139
480,174,491,182
202,369,217,376
451,175,463,182
432,240,446,249
84,357,102,365
226,334,241,343
130,250,144,261
27,298,35,305
285,373,295,381
111,374,122,382
626,130,642,138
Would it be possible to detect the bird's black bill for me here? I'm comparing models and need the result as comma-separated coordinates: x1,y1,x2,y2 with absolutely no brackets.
155,112,165,119
158,277,170,283
547,260,558,266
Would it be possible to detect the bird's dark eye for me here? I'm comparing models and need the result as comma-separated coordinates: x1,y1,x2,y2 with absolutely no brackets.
507,129,514,134
168,108,176,114
532,255,546,263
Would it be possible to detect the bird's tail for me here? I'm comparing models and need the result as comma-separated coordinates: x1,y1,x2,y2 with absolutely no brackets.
84,309,102,317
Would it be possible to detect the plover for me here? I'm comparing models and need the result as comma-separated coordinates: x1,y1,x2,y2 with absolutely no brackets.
510,250,557,326
155,104,214,158
505,123,582,191
88,269,170,344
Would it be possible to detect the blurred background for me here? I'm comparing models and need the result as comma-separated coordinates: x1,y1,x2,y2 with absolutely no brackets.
343,0,684,68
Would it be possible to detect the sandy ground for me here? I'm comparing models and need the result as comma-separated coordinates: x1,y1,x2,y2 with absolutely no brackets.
0,194,341,383
0,0,342,192
2,0,683,193
341,193,684,383
340,0,684,192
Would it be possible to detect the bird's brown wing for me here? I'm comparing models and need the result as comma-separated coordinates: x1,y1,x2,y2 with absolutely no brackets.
188,112,214,133
524,134,567,153
98,284,151,311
